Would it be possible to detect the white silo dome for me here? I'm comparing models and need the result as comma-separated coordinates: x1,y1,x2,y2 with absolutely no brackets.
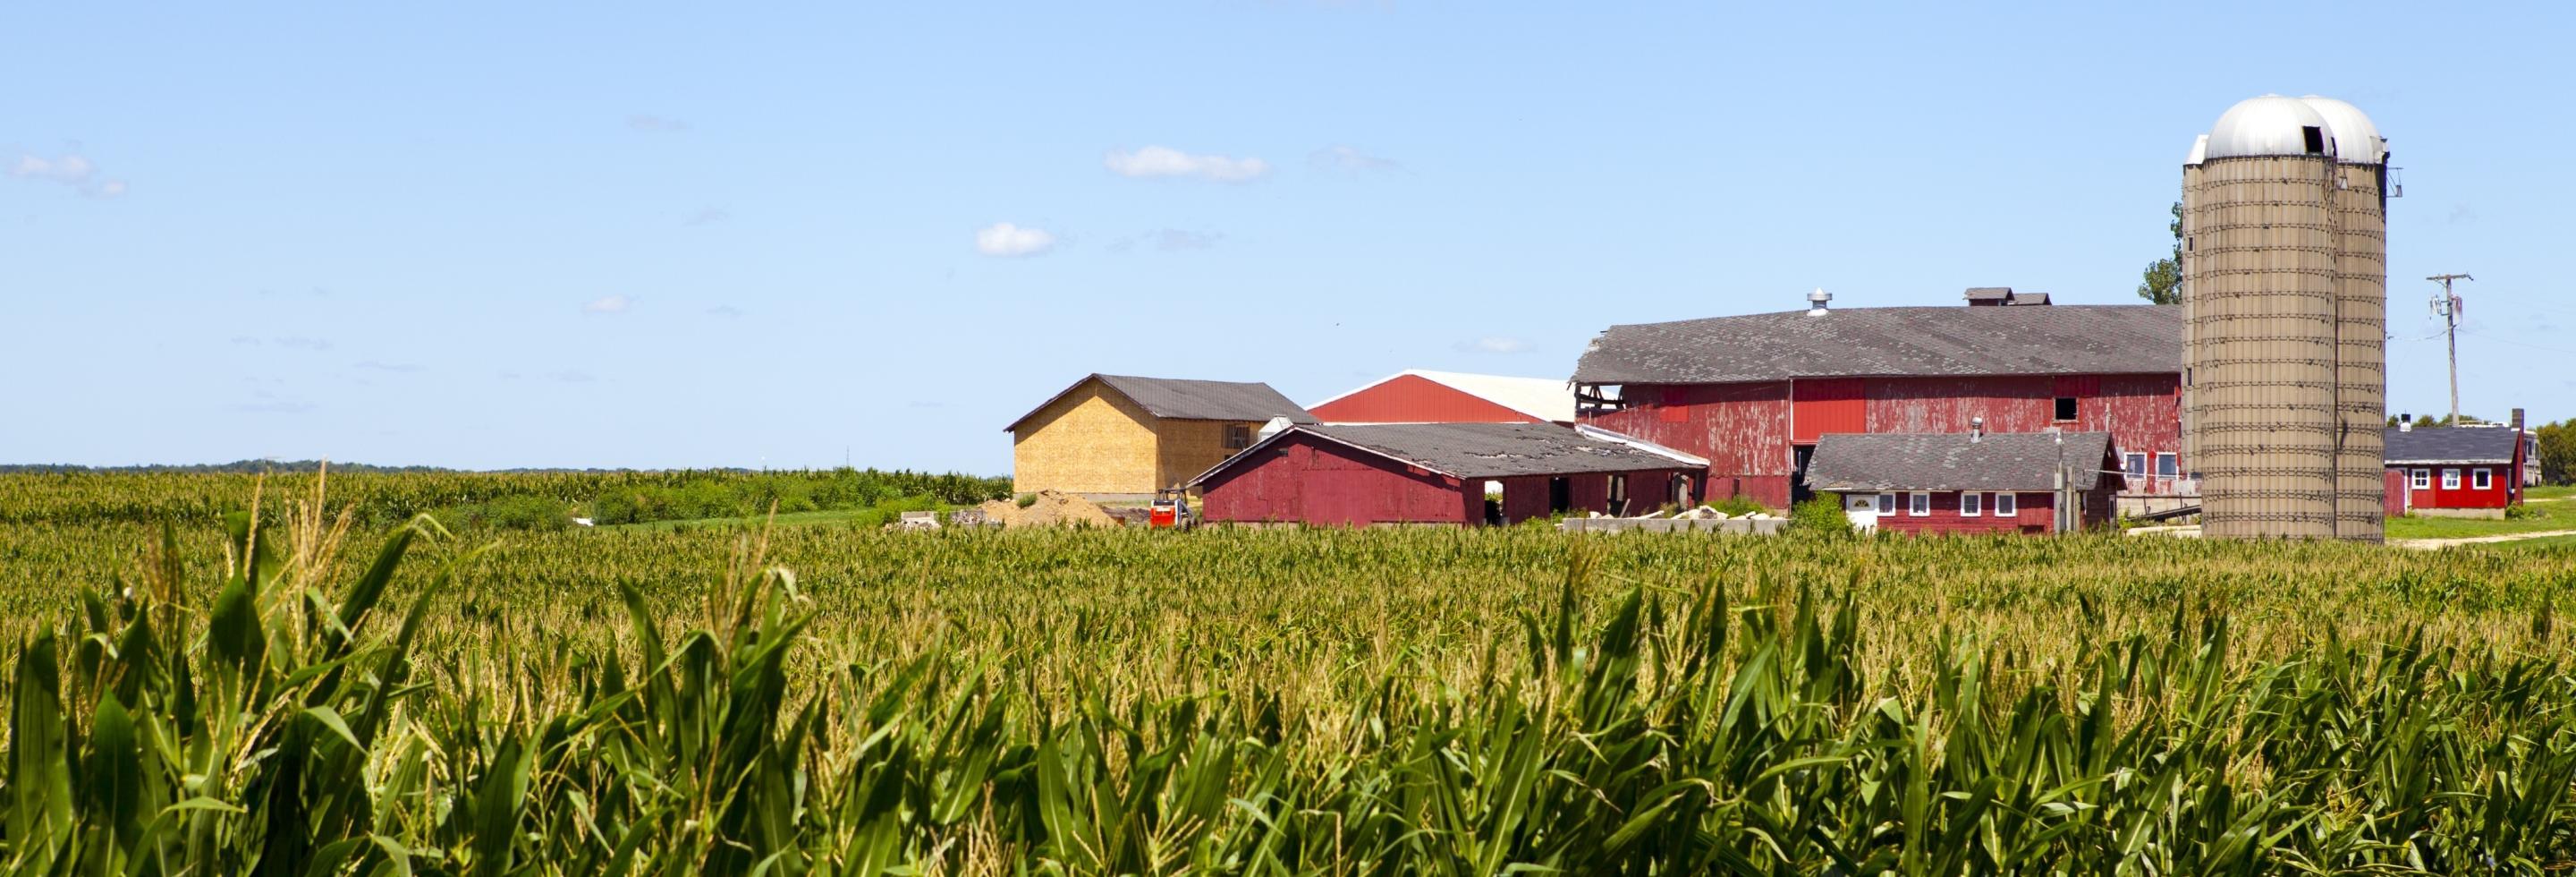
2203,95,2334,159
2299,96,2385,163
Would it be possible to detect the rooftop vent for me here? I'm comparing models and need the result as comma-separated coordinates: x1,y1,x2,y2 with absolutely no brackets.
1806,287,1831,316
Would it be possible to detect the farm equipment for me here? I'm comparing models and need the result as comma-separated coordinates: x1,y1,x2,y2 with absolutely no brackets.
1148,488,1194,529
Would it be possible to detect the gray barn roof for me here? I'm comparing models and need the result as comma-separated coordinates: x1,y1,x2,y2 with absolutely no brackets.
1005,374,1317,432
1572,304,2181,384
1803,431,2120,492
1193,422,1701,484
2383,427,2519,464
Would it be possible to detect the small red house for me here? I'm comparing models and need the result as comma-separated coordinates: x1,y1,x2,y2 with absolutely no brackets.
1308,370,1575,425
1192,422,1704,527
2385,425,2524,517
1801,431,2123,535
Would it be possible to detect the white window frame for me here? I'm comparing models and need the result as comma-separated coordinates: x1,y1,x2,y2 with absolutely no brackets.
1961,491,1981,516
2155,452,2178,479
2473,468,2493,490
2123,453,2148,479
1994,492,2017,516
1908,492,1930,516
2410,468,2430,490
2442,468,2462,490
1876,493,1896,515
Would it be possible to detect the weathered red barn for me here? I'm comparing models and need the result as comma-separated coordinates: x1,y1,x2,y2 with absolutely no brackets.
1571,292,2182,511
2385,425,2525,517
1801,431,2123,534
1309,370,1575,425
1192,422,1704,526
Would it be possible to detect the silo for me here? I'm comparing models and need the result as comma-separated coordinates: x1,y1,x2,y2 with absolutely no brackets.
2303,97,2390,542
2181,95,2388,541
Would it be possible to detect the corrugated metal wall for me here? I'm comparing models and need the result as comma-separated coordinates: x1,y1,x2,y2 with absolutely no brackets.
2329,162,2388,540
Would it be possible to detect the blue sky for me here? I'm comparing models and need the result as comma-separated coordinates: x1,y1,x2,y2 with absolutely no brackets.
5,2,2568,473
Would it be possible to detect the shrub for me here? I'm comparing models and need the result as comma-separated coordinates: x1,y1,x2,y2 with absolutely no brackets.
1708,494,1767,517
1017,493,1039,508
2506,502,2537,520
1790,497,1852,536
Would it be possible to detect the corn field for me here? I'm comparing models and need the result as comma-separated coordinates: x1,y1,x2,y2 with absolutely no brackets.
6,474,2576,873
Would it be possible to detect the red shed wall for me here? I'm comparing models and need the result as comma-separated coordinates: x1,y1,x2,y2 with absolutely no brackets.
1871,490,2054,535
1792,379,1866,442
1199,435,1476,525
1580,382,1794,507
1309,374,1547,424
2383,468,2410,516
2386,464,2512,509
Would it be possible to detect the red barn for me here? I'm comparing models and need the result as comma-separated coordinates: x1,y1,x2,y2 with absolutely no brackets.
2385,425,2525,517
1309,370,1575,425
1801,431,2124,534
1192,422,1703,526
1571,293,2182,511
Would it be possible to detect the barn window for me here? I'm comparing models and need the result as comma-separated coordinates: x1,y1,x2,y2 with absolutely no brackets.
1876,493,1896,515
1995,492,2018,516
2156,453,2178,479
2055,396,2079,421
2473,468,2493,490
1908,492,1930,516
2124,453,2148,479
1607,474,1630,515
2411,468,2430,490
1224,424,1252,450
2301,125,2326,154
1962,492,1981,517
2442,468,2462,490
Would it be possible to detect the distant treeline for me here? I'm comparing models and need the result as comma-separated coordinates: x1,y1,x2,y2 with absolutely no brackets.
0,468,1012,530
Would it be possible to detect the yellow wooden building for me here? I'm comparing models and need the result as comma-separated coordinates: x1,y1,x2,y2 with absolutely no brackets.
1005,374,1316,498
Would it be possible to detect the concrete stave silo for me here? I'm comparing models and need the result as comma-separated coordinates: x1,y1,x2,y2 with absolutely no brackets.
2181,95,2388,541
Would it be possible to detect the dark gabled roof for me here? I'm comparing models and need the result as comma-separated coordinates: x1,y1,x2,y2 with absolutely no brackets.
1004,374,1318,432
1192,422,1701,484
1803,431,2120,492
1572,304,2180,384
2384,427,2519,464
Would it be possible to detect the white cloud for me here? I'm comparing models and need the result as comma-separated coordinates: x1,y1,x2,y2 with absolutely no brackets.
583,294,631,314
1458,336,1532,354
1153,228,1221,251
8,151,125,197
1104,146,1270,183
974,222,1056,257
707,304,746,318
1311,145,1402,172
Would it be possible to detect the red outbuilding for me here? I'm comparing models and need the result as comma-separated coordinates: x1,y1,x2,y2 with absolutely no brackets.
1801,430,2124,535
1191,422,1705,527
1308,370,1575,425
2385,424,2525,517
1571,291,2183,511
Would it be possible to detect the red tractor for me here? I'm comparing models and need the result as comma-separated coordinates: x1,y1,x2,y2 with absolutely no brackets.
1148,488,1194,529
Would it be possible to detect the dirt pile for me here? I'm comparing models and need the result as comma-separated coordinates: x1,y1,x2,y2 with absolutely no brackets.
973,490,1121,528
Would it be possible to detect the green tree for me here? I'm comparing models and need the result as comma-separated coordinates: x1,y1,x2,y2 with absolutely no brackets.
2136,201,2183,304
2538,419,2576,485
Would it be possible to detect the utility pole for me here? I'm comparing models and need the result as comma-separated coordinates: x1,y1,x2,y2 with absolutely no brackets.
2427,273,2472,423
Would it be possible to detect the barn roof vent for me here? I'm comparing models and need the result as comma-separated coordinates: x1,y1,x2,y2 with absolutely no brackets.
1806,287,1831,316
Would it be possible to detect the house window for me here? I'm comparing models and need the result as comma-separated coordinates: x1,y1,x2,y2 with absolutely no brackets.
2473,468,2493,490
2055,396,2079,421
1224,423,1252,450
1876,493,1896,515
2124,453,2148,479
2442,468,2462,490
1909,492,1930,516
2156,453,2178,479
2411,468,2430,490
1962,492,1982,516
1995,492,2018,516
